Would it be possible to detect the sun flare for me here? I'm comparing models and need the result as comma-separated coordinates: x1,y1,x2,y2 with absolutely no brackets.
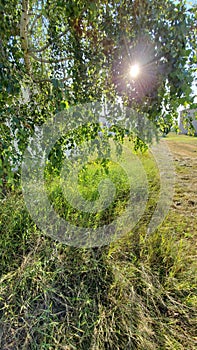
129,64,140,78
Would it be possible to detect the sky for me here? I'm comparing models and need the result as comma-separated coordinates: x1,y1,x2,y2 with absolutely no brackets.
186,0,197,7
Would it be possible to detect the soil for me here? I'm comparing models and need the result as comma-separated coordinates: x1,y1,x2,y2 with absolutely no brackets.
165,134,197,234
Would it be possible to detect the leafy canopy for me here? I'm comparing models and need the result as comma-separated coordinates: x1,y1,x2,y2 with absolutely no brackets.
0,0,196,189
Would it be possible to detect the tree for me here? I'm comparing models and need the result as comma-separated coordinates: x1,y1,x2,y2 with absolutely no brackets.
0,0,196,192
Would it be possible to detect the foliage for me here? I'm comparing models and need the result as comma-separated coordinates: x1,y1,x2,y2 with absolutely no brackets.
0,0,197,192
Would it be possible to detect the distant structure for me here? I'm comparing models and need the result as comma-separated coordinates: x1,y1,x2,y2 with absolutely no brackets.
178,108,197,135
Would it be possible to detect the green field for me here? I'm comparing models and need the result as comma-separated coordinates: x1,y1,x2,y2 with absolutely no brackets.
0,136,196,350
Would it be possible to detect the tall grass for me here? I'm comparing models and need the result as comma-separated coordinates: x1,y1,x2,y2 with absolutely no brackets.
0,142,196,349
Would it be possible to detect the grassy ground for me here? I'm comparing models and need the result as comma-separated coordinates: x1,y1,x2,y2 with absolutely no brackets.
0,133,196,349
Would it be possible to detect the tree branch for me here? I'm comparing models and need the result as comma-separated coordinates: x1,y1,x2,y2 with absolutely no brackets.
19,1,72,88
28,52,72,64
32,76,72,84
29,29,68,53
29,13,42,34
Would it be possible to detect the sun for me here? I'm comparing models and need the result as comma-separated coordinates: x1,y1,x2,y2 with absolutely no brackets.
129,64,140,78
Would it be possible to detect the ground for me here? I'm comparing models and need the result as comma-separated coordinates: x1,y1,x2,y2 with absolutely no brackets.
0,132,196,349
166,133,197,238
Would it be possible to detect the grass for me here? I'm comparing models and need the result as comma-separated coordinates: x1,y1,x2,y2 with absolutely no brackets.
44,159,131,230
0,136,196,349
166,132,197,143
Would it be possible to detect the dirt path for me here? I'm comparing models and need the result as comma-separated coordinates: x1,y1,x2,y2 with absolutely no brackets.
165,134,197,236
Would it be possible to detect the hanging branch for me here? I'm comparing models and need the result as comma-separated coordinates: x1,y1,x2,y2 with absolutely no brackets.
29,29,68,54
28,52,72,64
32,76,72,84
29,13,43,34
19,1,71,86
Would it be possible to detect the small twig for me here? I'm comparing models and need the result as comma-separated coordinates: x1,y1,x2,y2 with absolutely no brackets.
28,52,72,64
29,13,42,33
29,29,68,53
32,76,72,84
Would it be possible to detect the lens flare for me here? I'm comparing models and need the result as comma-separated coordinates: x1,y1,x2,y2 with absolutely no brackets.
130,64,140,78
